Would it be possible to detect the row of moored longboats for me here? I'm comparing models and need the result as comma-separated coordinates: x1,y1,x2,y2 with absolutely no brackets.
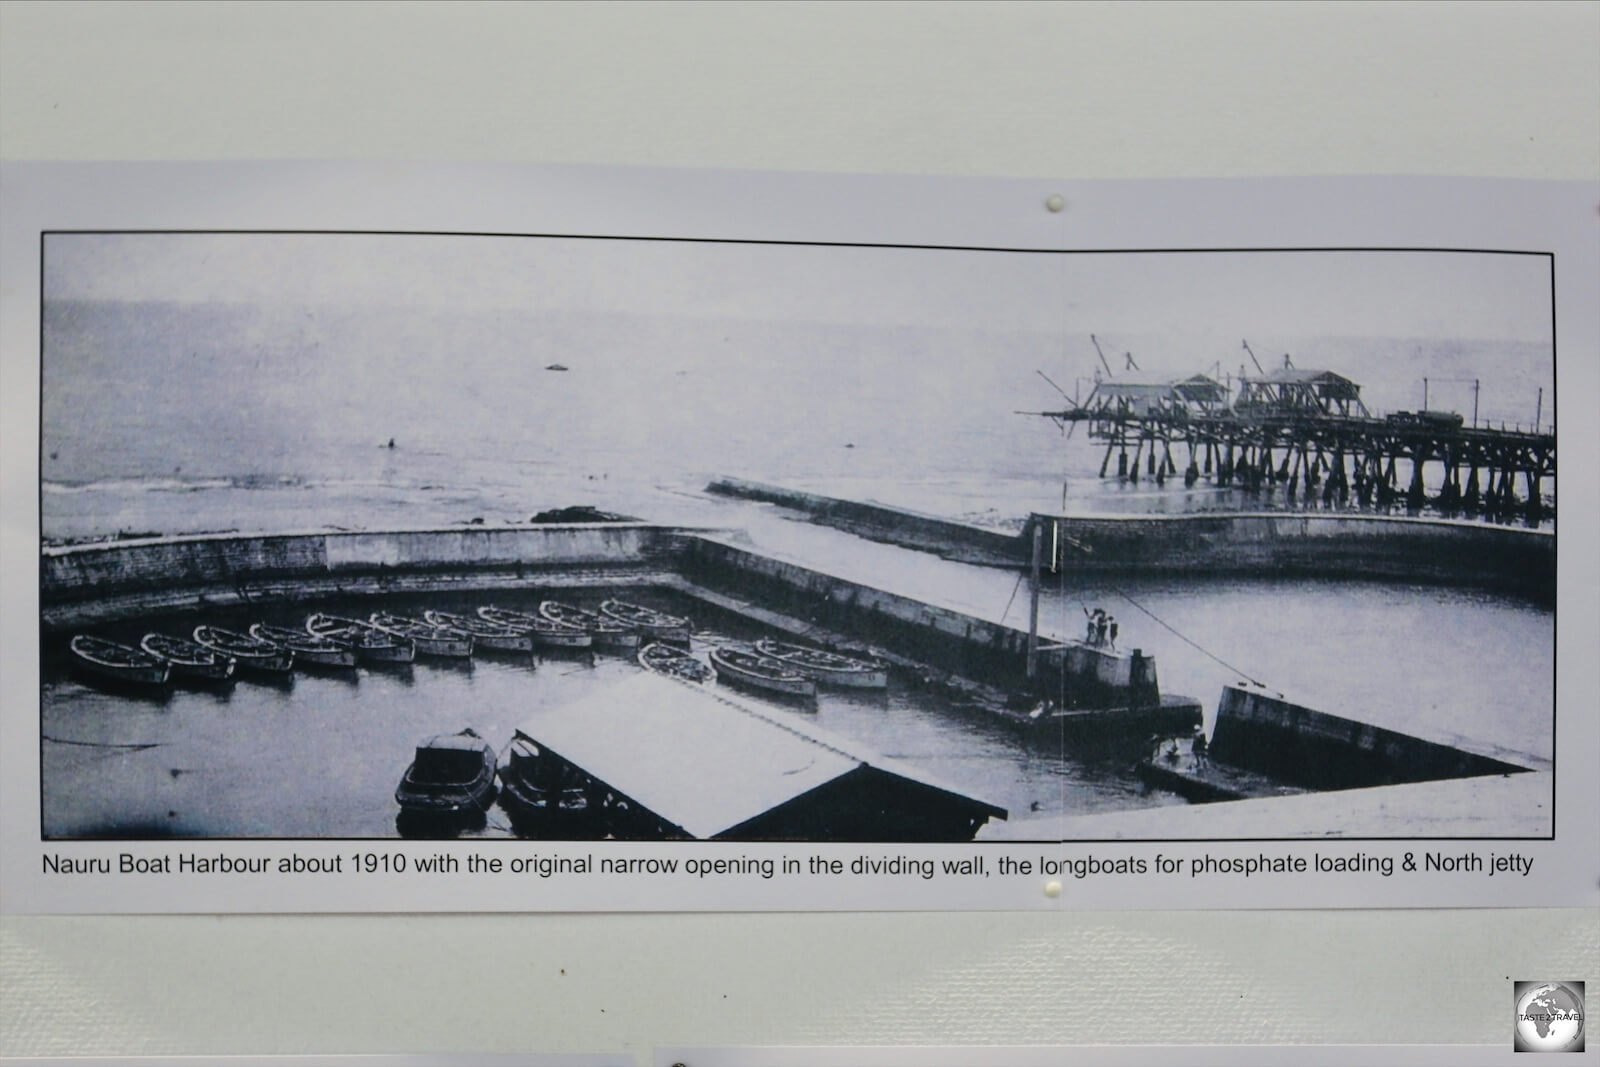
68,598,890,699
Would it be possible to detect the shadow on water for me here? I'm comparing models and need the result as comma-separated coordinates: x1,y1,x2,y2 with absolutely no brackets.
396,806,490,840
416,657,475,676
239,671,296,692
68,673,176,705
57,818,181,840
367,663,416,685
305,665,361,686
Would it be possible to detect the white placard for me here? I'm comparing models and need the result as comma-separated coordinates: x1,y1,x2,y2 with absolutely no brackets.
2,162,1594,914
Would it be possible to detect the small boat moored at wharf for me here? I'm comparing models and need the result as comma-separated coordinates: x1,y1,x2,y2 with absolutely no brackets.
306,613,416,664
638,641,716,684
496,731,600,839
395,728,498,820
69,634,170,687
250,623,358,669
601,598,692,644
540,600,640,651
709,645,816,699
369,612,474,659
193,625,294,674
140,633,236,683
754,639,889,689
422,610,534,653
476,606,593,649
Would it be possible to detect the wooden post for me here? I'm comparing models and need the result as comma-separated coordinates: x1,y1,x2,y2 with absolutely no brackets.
1026,523,1042,681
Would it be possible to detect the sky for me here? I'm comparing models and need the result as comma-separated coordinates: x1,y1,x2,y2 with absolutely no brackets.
43,232,1556,347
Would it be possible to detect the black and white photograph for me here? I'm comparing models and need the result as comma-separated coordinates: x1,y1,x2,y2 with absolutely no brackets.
37,228,1556,846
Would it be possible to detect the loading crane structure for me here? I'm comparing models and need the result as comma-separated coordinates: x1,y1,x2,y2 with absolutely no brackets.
1025,344,1555,522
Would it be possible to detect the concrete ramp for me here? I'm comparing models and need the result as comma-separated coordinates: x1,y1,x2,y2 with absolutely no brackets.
981,771,1552,840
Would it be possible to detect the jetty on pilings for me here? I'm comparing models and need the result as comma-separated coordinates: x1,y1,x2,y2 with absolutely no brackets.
1033,364,1555,522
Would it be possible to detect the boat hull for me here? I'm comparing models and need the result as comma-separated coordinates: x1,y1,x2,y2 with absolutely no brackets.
370,613,475,659
709,648,816,698
600,599,692,645
193,627,295,673
477,606,594,648
69,636,170,687
540,601,640,651
497,776,600,839
395,736,497,816
637,642,716,684
421,611,535,653
249,624,358,668
140,635,236,682
754,639,889,689
306,614,416,664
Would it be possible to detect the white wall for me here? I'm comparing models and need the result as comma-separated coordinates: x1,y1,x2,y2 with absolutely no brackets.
3,1,1596,1058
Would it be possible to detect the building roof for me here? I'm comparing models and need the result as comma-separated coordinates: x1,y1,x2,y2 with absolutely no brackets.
516,672,1003,839
1245,368,1358,387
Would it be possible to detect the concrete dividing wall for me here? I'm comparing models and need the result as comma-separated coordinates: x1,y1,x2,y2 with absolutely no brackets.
704,478,1555,600
1209,683,1534,789
1030,512,1554,600
678,535,1159,704
707,477,1025,565
40,524,694,627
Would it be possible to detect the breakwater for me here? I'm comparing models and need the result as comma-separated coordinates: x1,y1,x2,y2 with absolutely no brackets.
1027,512,1554,602
1208,683,1542,787
40,524,701,628
676,534,1171,710
705,477,1022,565
702,476,1554,600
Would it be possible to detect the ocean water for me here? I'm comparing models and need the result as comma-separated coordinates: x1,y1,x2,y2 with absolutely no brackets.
36,295,1557,837
41,299,1555,541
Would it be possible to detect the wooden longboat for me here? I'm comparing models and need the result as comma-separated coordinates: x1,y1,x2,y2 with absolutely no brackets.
422,610,534,653
496,731,602,839
193,625,294,673
305,613,416,664
369,612,474,659
395,728,497,818
637,642,716,684
708,645,816,698
140,633,236,682
753,639,889,689
476,606,593,649
539,600,640,651
250,623,359,669
69,634,170,687
600,599,692,645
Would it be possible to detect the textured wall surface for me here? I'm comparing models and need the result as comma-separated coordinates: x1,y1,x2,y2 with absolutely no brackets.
3,1,1596,1058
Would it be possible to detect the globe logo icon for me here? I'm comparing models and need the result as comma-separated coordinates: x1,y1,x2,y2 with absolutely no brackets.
1515,981,1585,1053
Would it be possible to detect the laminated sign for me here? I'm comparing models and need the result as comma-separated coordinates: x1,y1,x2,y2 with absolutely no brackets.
2,162,1594,913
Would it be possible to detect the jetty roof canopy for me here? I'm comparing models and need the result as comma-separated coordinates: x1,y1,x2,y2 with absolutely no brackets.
1086,373,1229,416
1245,368,1361,392
518,672,1006,840
1235,368,1368,417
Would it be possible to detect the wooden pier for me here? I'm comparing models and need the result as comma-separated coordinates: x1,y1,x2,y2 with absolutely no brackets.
1035,364,1556,521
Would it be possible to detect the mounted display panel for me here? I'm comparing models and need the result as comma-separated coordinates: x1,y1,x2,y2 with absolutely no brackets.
1,163,1593,913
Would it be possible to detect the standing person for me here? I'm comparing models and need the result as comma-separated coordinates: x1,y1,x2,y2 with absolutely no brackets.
1108,616,1119,650
1084,606,1097,645
1191,726,1208,769
1096,614,1109,646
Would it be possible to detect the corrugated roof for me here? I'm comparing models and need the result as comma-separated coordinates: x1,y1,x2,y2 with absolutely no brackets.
1247,368,1356,386
516,672,1003,838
